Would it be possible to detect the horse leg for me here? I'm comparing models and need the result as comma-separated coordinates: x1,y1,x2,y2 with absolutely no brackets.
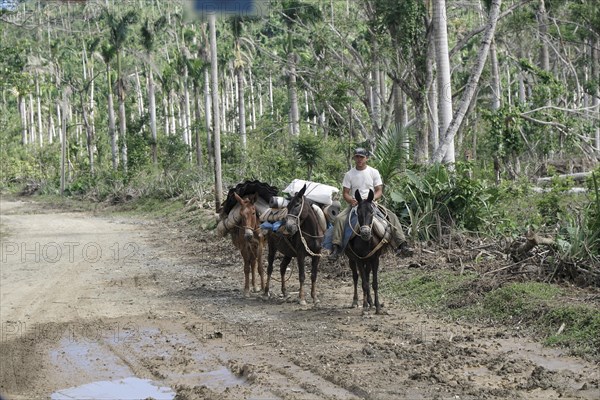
349,259,359,308
243,257,251,297
297,256,307,306
310,256,320,305
363,263,373,308
372,258,381,314
359,266,370,314
256,238,265,292
264,239,276,297
279,256,293,299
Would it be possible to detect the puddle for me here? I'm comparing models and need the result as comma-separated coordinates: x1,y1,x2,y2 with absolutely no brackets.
494,338,592,373
51,377,175,400
189,366,246,388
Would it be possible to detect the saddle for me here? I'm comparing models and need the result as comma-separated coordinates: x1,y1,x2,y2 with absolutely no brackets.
345,205,393,243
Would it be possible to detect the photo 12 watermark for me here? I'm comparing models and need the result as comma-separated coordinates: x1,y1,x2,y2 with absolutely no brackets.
1,241,140,265
1,320,140,344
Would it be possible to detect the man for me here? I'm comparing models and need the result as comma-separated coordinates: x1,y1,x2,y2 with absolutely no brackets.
328,147,413,260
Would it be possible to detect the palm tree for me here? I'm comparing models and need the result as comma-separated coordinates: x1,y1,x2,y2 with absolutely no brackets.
280,0,322,136
99,42,118,170
230,16,256,152
141,16,166,165
103,9,138,173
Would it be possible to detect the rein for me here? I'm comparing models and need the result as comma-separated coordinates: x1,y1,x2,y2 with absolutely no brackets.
286,197,323,258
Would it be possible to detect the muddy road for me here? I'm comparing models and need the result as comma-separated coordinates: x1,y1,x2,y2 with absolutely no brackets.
1,199,598,399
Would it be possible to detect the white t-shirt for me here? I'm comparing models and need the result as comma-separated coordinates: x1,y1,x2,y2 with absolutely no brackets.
342,166,383,199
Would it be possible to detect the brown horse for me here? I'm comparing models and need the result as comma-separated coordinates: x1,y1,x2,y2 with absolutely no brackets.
232,192,265,297
264,184,325,305
345,189,387,314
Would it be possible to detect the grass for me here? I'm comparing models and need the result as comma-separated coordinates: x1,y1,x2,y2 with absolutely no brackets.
382,269,600,360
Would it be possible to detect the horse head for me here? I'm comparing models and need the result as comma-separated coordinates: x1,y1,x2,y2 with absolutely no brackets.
285,184,307,236
234,192,258,241
355,189,375,241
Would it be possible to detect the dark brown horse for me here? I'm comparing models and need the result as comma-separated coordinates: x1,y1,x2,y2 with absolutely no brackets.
232,192,265,297
345,189,388,314
264,184,325,305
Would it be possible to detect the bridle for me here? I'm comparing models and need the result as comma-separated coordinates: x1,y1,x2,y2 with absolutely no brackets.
349,203,374,241
347,202,388,260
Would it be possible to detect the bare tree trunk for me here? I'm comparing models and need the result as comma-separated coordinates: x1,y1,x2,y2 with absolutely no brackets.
80,90,95,175
237,65,247,151
433,0,502,163
29,93,36,145
537,0,550,72
148,68,157,164
248,67,256,130
209,13,223,211
35,75,43,146
269,72,274,116
193,83,204,169
117,52,128,174
258,82,263,118
107,64,118,170
592,38,600,155
134,66,144,119
434,0,455,164
204,69,214,167
287,52,300,136
169,90,176,136
183,65,192,150
427,33,438,159
19,95,28,145
490,38,501,111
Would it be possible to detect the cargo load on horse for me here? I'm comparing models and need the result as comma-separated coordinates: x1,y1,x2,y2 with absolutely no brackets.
259,179,341,234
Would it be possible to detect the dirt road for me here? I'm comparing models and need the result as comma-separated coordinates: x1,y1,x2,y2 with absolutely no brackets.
1,199,598,399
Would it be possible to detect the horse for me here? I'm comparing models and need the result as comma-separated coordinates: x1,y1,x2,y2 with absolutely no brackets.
345,189,388,314
264,184,325,305
232,192,265,297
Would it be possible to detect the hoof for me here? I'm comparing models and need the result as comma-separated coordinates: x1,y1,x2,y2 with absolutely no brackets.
299,299,307,306
351,301,359,308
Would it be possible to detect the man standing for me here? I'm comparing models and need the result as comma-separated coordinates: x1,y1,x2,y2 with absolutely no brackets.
328,147,413,260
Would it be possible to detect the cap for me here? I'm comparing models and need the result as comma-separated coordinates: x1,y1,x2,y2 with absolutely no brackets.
354,148,369,157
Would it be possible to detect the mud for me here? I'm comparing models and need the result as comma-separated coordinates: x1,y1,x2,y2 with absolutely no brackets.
0,198,598,399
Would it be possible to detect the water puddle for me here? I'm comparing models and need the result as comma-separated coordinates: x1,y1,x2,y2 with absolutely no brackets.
494,338,591,373
181,366,247,388
51,377,175,400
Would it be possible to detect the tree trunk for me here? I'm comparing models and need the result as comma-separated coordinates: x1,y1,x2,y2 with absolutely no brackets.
537,0,550,72
269,72,274,115
287,52,300,136
117,52,127,174
134,66,144,119
29,93,36,145
193,83,204,169
209,13,223,211
107,63,118,171
148,68,157,164
183,65,192,150
248,67,256,130
80,90,95,175
35,75,43,146
490,38,501,111
237,65,247,151
432,0,502,164
204,69,214,167
19,95,28,145
433,0,455,164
